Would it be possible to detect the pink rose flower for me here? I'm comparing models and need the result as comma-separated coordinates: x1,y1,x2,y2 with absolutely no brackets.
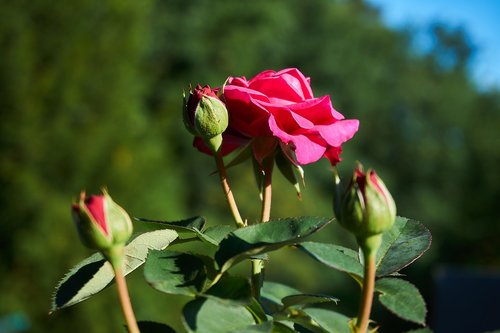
195,68,359,165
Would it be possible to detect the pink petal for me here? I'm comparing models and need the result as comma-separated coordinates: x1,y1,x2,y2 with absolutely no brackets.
288,95,347,124
269,116,326,165
315,119,360,147
252,137,278,165
259,101,314,131
323,146,342,166
224,85,271,137
276,68,314,99
227,76,249,87
84,195,108,235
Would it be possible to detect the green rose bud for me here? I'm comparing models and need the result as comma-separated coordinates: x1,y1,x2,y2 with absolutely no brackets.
183,84,229,153
334,164,396,241
72,190,133,265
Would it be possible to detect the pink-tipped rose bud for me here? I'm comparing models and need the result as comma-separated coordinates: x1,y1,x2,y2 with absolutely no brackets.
335,163,396,239
183,84,229,153
72,190,133,251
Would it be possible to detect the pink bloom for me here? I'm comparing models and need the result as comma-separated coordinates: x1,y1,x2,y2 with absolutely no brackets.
194,68,358,165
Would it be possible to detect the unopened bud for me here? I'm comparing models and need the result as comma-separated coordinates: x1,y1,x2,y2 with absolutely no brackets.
183,85,228,153
72,190,133,263
334,163,396,241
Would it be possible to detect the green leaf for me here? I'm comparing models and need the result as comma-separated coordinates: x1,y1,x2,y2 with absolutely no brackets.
246,298,269,324
215,217,331,272
144,250,208,296
261,281,301,306
204,274,252,305
260,281,301,315
145,250,251,305
51,229,178,312
136,216,213,242
376,278,427,325
203,225,237,245
299,242,363,278
136,321,177,333
302,308,351,333
405,329,433,333
271,322,296,333
281,294,339,309
375,217,432,277
231,321,273,333
182,298,255,333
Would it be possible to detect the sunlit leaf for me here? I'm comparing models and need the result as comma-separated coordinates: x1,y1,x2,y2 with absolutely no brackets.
51,229,178,312
375,217,432,277
215,217,331,272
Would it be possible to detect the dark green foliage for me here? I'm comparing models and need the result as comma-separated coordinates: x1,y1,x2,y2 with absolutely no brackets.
136,321,177,333
376,278,427,325
182,298,255,333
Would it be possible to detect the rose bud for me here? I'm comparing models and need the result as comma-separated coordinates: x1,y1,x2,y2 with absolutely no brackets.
335,163,396,240
183,84,229,153
72,190,133,254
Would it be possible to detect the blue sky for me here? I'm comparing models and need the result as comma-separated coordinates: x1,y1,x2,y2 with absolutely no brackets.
367,0,500,89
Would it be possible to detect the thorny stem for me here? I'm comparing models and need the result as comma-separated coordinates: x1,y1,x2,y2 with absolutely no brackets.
214,152,245,228
354,235,381,333
112,263,140,333
259,159,274,223
251,158,274,299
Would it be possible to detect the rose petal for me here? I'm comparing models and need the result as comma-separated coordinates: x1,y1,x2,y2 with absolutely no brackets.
84,196,108,235
276,68,314,99
249,75,306,103
315,119,360,147
289,96,345,123
323,146,343,166
260,101,314,131
269,116,326,164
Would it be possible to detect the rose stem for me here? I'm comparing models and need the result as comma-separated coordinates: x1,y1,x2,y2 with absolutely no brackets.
112,263,140,333
214,152,245,228
251,157,274,299
354,240,379,333
259,159,273,223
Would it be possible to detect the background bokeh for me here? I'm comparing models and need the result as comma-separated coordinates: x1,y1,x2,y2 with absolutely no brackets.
1,0,499,332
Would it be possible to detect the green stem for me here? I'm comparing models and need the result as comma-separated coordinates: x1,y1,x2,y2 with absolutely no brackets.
354,235,381,333
251,158,274,299
112,262,140,333
251,259,265,299
260,159,273,223
214,152,245,228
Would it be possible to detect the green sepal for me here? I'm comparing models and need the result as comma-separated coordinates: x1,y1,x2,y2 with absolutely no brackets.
275,150,302,199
